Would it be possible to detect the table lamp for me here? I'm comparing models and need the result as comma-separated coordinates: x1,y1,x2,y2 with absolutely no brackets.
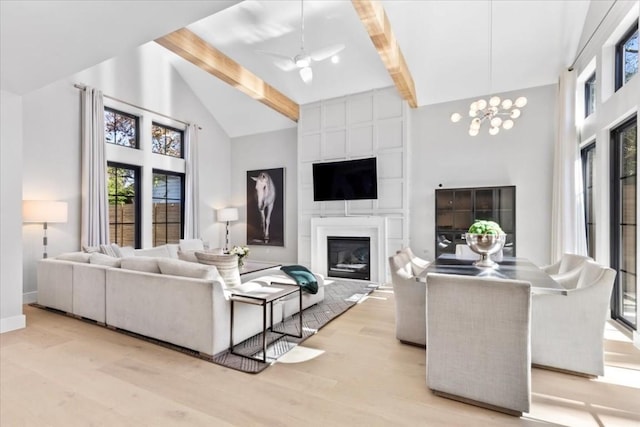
216,207,238,252
23,200,68,258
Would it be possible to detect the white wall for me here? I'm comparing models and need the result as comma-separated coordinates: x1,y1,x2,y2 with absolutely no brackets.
21,42,232,300
410,84,558,265
230,127,298,263
1,90,26,332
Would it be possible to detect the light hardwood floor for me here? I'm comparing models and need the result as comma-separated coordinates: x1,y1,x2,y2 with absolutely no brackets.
1,285,639,426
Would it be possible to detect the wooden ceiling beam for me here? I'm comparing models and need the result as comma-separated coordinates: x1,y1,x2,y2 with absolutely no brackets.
352,0,418,108
155,28,299,122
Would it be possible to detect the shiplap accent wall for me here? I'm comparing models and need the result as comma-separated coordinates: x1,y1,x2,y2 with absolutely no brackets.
297,87,410,275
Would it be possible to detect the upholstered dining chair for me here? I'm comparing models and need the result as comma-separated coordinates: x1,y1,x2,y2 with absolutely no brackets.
531,260,616,377
540,253,592,289
388,248,430,346
426,273,531,416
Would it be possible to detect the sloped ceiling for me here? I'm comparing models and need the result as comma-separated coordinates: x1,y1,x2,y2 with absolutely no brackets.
1,0,590,138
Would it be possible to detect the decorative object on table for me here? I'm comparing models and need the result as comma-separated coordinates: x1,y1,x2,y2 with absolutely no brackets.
22,200,68,259
449,1,527,136
216,207,238,252
230,245,250,267
246,167,285,246
465,220,506,268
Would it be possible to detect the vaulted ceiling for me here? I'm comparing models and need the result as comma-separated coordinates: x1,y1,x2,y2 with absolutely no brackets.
1,0,591,137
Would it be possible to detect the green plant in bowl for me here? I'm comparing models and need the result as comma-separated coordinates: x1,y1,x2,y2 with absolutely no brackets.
468,220,504,236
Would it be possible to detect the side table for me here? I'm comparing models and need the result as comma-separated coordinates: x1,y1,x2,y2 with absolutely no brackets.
229,282,302,362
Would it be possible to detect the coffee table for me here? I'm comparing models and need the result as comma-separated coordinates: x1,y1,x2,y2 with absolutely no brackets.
229,282,302,362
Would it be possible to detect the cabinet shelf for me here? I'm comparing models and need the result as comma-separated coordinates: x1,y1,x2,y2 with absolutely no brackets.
435,185,516,257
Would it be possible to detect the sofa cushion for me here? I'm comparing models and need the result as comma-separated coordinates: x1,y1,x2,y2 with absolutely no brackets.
134,245,171,258
194,252,241,288
121,256,160,274
57,252,91,263
179,239,204,252
157,258,220,280
90,252,121,267
167,244,179,259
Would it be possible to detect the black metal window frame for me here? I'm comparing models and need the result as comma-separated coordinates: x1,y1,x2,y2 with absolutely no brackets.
615,23,639,91
104,107,139,149
581,142,596,258
107,162,141,248
152,169,185,246
584,72,596,118
151,122,184,159
610,115,637,330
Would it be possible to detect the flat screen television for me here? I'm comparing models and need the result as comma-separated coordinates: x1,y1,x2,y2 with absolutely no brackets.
312,157,378,201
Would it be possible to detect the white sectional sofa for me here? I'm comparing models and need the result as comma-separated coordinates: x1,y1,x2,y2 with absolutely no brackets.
36,245,324,357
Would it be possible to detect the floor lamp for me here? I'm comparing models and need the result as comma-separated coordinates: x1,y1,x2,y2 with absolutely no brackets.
216,207,238,253
23,200,68,259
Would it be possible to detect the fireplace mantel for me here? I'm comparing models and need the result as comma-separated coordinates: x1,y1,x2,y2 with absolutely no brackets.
311,216,387,282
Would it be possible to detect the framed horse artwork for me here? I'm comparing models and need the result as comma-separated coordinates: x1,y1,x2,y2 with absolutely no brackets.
246,167,285,246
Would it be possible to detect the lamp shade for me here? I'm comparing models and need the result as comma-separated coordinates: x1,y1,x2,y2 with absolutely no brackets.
216,207,238,223
23,200,68,223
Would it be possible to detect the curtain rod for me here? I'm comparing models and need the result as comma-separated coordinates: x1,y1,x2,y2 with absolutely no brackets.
568,0,618,71
74,83,201,129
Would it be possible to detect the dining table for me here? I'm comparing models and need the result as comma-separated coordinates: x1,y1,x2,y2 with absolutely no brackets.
416,253,567,295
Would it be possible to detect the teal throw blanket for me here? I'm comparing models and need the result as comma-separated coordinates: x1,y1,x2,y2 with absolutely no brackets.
280,265,318,294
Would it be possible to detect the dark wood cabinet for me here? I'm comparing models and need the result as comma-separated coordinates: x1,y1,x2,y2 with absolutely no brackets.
435,185,516,257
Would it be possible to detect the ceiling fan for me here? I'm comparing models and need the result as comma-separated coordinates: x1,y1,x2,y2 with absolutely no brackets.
258,0,345,84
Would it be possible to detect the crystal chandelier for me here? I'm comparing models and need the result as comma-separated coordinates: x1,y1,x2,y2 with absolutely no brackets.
450,96,527,136
449,0,528,136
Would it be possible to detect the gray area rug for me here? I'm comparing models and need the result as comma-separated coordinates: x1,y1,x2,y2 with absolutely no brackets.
31,279,378,374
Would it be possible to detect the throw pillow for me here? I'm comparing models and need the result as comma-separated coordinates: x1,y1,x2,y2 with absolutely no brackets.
118,246,136,258
157,258,220,280
56,252,91,263
134,245,171,258
100,244,119,258
82,245,100,253
120,256,160,274
179,239,205,252
177,250,198,263
194,252,241,288
90,252,121,267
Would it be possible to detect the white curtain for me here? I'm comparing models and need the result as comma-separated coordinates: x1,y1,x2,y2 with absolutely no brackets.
550,70,588,261
80,87,109,246
184,124,200,239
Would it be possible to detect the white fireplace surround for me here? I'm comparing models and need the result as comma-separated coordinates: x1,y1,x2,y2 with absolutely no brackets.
311,216,387,283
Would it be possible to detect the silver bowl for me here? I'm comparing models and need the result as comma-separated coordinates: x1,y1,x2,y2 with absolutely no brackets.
465,233,506,268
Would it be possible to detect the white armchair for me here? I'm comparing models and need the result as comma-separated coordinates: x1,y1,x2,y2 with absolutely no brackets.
388,248,430,346
531,261,616,377
426,273,531,416
540,253,592,289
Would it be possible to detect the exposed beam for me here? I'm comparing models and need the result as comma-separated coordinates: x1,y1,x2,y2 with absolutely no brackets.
351,0,418,108
155,28,299,122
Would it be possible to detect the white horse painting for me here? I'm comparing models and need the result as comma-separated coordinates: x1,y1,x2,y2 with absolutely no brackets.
251,172,276,243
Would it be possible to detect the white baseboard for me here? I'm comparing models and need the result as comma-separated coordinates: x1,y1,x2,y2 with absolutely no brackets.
1,314,26,333
23,291,37,305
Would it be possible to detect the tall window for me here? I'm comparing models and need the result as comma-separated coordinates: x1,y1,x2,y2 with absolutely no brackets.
584,72,596,117
581,143,596,258
152,123,183,158
152,170,184,246
107,163,140,247
615,23,638,91
611,117,637,330
104,108,138,148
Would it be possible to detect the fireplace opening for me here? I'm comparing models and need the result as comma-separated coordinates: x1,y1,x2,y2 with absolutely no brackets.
327,236,371,280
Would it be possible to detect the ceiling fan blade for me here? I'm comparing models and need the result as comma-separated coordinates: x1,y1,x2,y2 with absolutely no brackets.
256,49,297,71
309,44,345,62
